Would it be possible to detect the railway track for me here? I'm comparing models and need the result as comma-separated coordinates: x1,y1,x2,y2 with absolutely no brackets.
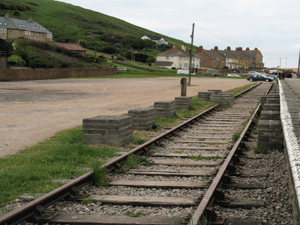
0,82,275,225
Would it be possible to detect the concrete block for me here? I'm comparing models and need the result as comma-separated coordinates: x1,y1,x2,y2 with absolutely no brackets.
260,110,280,120
198,92,209,101
263,103,280,111
128,108,156,130
82,115,133,146
175,96,192,110
154,101,176,118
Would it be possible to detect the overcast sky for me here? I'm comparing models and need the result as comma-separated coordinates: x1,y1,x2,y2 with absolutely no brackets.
61,0,300,68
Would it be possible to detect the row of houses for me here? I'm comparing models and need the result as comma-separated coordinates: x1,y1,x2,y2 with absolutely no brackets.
0,14,264,70
0,15,52,42
155,44,264,70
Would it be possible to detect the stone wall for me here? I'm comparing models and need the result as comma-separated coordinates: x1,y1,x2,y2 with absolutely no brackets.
0,68,118,81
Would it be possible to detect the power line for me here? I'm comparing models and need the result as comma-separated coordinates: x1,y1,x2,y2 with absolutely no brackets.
194,25,239,46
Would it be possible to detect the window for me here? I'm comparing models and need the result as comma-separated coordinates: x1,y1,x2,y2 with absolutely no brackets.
166,56,169,60
184,63,189,68
180,57,183,60
0,29,7,33
46,33,52,39
184,57,189,60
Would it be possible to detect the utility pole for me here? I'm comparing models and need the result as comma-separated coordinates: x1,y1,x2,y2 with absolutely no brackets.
188,23,195,86
297,50,300,77
94,44,97,63
279,58,281,69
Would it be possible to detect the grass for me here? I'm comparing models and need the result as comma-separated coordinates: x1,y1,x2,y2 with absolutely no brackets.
224,83,256,95
232,130,242,142
187,155,221,160
0,126,119,209
0,82,257,208
126,212,143,217
254,145,268,154
123,155,152,169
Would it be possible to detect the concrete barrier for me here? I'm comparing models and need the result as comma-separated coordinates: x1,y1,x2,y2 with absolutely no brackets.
82,115,133,146
128,108,157,130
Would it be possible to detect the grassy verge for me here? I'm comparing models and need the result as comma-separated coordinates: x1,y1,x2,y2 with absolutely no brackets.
0,126,119,210
0,83,254,209
224,83,256,95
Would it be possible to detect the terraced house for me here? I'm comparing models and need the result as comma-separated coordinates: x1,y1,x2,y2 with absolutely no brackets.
0,15,52,42
155,44,201,70
196,46,264,69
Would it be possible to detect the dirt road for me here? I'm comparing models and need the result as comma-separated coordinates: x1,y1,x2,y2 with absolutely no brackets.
0,77,249,157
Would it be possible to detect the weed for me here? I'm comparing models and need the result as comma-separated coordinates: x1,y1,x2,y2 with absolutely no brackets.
198,138,205,141
202,175,210,180
130,135,147,145
82,198,95,205
232,131,242,142
91,162,110,186
126,212,143,217
124,155,152,169
174,151,183,154
254,145,268,154
188,155,221,160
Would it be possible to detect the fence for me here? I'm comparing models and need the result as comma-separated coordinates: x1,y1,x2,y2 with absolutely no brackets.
0,67,118,81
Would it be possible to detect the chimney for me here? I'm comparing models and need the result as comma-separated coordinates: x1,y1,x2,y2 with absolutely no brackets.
198,46,203,52
246,47,250,51
254,48,258,51
226,46,231,51
236,47,242,51
181,44,186,51
28,18,34,23
214,46,218,51
173,44,178,49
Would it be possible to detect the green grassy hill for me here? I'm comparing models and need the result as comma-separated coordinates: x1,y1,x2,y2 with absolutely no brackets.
0,0,191,54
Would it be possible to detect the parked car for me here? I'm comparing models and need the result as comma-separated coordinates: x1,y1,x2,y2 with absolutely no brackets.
248,71,260,75
117,67,127,71
269,75,277,79
205,72,215,76
227,73,241,77
247,74,273,82
213,73,223,76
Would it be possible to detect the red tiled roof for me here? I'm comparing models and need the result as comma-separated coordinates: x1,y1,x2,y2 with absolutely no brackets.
52,42,86,51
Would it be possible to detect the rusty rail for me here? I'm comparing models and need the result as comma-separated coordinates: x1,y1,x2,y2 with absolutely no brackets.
189,82,273,225
0,82,264,225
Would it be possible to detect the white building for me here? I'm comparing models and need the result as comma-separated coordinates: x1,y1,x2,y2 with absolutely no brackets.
156,44,201,70
141,35,168,45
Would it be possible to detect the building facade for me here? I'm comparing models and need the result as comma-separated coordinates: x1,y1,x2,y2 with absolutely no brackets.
196,46,264,69
141,35,168,45
0,15,52,42
156,44,201,70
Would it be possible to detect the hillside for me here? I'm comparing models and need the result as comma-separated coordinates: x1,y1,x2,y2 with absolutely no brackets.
0,0,191,60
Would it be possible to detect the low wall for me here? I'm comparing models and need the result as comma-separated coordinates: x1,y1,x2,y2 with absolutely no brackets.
0,68,118,81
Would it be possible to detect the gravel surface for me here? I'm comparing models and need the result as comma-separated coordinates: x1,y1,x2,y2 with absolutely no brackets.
0,77,249,158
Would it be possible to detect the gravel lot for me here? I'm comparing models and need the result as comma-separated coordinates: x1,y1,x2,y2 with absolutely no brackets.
0,77,249,158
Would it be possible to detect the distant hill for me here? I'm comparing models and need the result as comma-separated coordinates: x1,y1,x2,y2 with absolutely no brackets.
0,0,191,58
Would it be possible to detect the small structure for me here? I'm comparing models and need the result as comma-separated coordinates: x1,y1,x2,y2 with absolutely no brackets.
51,42,86,56
82,115,133,146
141,35,168,45
154,101,176,118
175,96,192,110
128,108,157,130
210,93,234,107
257,92,282,150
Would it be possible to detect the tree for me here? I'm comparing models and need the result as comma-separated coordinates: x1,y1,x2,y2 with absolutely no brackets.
0,39,13,57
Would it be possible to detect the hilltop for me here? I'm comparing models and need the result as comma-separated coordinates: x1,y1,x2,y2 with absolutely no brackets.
0,0,192,68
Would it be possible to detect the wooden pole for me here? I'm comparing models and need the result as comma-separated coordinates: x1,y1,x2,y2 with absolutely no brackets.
181,78,187,96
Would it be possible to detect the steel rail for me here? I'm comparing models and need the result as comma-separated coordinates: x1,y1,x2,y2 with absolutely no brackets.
189,82,273,225
0,82,263,225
